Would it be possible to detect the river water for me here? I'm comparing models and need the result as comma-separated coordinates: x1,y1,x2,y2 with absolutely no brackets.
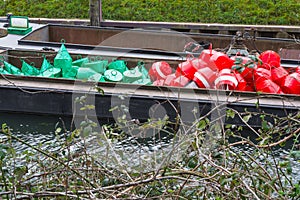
1,112,299,184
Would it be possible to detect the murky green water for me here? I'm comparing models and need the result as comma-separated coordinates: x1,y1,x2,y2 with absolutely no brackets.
1,112,299,182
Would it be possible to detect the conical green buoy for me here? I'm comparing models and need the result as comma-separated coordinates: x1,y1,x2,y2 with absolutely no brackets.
138,61,149,79
72,56,89,67
0,67,10,75
88,73,106,82
3,61,23,75
104,69,123,82
123,67,143,83
77,67,99,80
54,41,73,77
63,66,78,79
82,59,108,74
21,61,40,76
107,60,128,73
40,57,54,73
41,67,62,78
132,78,152,85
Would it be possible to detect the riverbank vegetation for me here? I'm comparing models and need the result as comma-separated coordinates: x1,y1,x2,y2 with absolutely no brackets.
0,0,300,199
0,95,300,199
0,0,299,25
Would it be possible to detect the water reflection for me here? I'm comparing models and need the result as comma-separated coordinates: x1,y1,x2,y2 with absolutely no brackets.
0,112,299,180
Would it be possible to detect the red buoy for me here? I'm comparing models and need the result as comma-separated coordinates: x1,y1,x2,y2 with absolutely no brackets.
234,72,249,91
256,79,283,94
231,56,256,82
259,50,281,68
175,59,198,80
210,51,234,71
152,79,165,86
215,69,238,90
193,67,216,89
191,58,207,70
149,61,172,81
198,49,218,71
164,74,177,86
271,66,288,86
296,66,300,74
254,67,271,82
170,75,190,87
281,72,300,95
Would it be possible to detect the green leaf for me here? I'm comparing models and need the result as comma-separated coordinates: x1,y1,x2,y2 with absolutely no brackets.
278,190,285,196
167,189,174,193
109,106,119,112
225,124,232,129
197,119,208,130
95,86,104,95
0,146,7,160
290,151,300,159
80,105,95,111
14,165,28,180
55,127,62,134
79,96,87,103
187,157,197,168
226,109,235,119
1,123,9,134
262,120,270,131
255,99,260,108
83,126,93,137
279,161,289,168
242,114,252,123
286,161,293,174
221,177,232,186
238,126,243,131
290,184,300,198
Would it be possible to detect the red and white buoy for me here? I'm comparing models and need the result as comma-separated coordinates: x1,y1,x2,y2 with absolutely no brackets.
296,66,300,74
254,67,271,82
198,49,218,71
193,67,216,89
149,61,172,81
215,69,238,90
164,74,177,86
191,58,207,70
170,75,190,87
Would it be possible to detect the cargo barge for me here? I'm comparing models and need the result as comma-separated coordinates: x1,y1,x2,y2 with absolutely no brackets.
0,48,299,129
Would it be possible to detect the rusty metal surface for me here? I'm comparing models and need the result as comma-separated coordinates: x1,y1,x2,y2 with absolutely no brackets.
279,48,300,60
1,49,298,81
1,49,182,73
18,24,300,60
